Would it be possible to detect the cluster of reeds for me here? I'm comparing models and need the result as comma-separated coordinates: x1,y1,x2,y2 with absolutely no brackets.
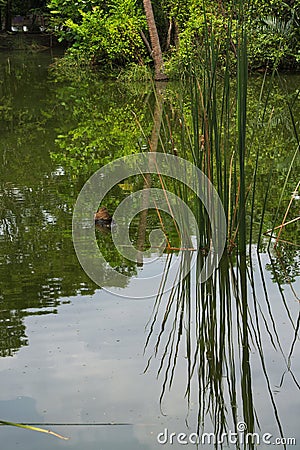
141,0,299,447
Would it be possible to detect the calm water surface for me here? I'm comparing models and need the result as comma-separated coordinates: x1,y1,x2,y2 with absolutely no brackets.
0,51,299,449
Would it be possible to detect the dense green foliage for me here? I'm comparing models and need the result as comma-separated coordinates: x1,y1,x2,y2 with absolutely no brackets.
49,0,146,66
1,0,299,73
46,0,300,75
164,0,300,72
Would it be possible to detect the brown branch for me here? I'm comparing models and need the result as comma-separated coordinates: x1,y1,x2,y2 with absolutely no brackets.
166,18,172,51
140,30,153,56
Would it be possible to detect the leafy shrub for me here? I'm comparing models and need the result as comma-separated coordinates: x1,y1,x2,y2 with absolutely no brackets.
49,0,146,68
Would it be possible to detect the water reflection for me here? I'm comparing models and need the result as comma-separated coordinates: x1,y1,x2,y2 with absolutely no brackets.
0,51,299,449
144,249,299,444
0,51,97,358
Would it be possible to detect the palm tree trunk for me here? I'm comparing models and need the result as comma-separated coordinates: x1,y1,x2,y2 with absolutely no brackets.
143,0,168,81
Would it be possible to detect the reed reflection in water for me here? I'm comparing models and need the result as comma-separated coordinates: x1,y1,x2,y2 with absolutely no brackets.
143,247,299,448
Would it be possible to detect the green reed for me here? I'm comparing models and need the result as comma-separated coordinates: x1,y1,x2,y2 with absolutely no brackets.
0,420,69,440
142,0,299,448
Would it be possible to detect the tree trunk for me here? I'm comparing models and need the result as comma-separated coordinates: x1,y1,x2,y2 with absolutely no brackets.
143,0,168,81
174,19,179,49
166,18,172,51
5,0,12,32
140,30,152,56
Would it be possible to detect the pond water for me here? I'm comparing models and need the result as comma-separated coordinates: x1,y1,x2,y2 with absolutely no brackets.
0,50,299,449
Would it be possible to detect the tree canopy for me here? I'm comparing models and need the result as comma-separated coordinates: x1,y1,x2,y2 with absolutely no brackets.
48,0,300,74
1,0,299,74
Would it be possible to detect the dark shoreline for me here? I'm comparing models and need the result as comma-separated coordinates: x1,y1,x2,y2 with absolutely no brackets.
0,32,67,50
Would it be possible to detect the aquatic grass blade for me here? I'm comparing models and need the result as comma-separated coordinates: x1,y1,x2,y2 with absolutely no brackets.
0,420,69,440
